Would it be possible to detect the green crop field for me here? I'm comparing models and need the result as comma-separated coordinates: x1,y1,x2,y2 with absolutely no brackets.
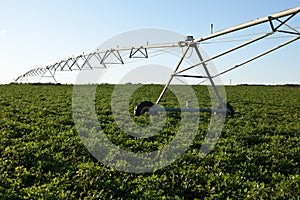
0,84,299,199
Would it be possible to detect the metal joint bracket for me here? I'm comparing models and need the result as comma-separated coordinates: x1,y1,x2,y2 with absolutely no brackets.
178,41,189,47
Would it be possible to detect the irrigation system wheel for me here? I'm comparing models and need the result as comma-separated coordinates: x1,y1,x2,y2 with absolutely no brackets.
225,102,234,116
134,101,155,116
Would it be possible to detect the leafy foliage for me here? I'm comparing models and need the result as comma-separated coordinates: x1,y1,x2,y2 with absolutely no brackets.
0,84,299,199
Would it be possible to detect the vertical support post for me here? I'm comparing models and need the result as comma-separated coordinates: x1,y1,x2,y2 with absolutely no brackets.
155,45,191,104
192,43,224,106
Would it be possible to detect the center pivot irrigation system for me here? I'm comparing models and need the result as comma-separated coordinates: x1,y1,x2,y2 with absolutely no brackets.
15,7,300,116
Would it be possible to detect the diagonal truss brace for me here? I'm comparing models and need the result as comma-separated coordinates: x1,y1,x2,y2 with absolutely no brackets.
129,47,148,58
101,49,124,64
268,13,299,35
39,69,57,83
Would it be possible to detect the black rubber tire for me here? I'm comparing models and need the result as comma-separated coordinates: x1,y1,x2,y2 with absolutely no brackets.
221,103,234,116
134,101,154,116
216,102,234,116
225,102,234,116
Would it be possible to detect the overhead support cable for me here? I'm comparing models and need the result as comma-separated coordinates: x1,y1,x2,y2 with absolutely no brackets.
212,35,300,78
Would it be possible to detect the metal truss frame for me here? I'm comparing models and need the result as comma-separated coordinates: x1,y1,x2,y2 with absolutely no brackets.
15,6,300,113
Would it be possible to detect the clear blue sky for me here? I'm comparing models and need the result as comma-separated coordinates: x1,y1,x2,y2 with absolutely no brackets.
0,0,299,84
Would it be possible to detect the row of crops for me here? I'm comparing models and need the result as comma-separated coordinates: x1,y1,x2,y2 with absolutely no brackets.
0,84,299,199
